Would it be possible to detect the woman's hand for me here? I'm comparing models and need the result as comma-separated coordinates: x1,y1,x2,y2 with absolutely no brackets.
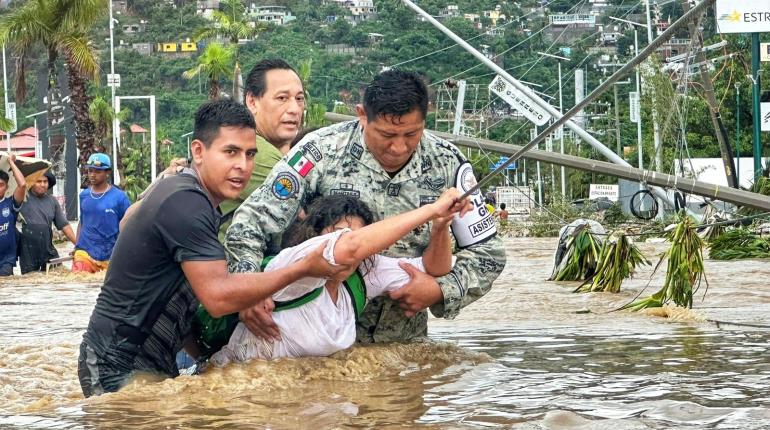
431,187,472,220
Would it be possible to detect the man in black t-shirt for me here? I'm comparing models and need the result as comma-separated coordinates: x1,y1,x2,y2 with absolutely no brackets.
78,99,345,397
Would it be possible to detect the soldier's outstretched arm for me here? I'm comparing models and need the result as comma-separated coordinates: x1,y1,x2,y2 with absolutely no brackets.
225,138,323,273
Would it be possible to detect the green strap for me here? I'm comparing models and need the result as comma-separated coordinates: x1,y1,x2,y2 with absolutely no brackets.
192,255,369,358
342,269,367,320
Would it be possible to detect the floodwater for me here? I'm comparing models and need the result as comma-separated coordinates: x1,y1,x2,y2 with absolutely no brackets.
2,238,770,429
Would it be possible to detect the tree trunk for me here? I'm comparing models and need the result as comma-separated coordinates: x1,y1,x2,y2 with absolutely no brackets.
66,59,98,188
45,50,66,195
209,79,220,99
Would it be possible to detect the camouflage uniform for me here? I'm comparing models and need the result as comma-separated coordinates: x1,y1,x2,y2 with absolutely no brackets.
225,120,507,343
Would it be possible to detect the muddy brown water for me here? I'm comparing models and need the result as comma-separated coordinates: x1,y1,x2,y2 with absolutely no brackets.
1,238,770,429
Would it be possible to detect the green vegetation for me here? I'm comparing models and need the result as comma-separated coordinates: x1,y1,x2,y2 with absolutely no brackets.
550,225,602,281
575,232,648,293
621,214,706,311
709,228,770,260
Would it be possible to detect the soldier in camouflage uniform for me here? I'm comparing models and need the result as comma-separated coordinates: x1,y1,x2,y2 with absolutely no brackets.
226,70,506,343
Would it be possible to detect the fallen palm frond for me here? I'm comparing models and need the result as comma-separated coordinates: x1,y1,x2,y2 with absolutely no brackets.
575,232,649,293
709,228,770,260
621,215,706,311
551,224,602,281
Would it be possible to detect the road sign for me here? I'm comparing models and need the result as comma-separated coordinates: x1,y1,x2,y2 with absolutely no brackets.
490,156,517,171
107,73,121,87
5,102,17,133
589,184,619,201
715,0,770,34
761,102,770,132
762,43,770,62
629,91,640,123
489,75,552,126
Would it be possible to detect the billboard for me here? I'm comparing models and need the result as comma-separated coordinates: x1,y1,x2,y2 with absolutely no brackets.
715,0,770,34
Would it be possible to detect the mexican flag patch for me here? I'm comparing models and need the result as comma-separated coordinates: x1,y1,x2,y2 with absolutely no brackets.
288,151,315,177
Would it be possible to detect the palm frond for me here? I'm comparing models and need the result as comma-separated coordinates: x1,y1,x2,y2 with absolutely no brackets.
59,34,100,80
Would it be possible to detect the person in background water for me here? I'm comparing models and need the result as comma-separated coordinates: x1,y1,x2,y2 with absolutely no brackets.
72,153,130,273
497,203,509,225
18,171,77,273
0,153,26,276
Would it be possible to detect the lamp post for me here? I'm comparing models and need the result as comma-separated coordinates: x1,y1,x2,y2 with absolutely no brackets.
181,131,193,159
537,51,569,197
108,0,118,184
610,16,646,174
25,110,47,158
2,44,9,151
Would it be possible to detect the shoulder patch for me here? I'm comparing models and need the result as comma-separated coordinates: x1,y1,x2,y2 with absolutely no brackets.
271,172,300,200
304,142,323,162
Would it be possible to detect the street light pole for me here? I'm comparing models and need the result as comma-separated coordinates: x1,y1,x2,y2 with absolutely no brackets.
108,0,118,184
610,17,645,173
25,110,47,158
2,44,9,152
537,51,569,197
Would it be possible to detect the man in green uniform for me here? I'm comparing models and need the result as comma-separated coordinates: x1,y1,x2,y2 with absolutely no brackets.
218,58,306,237
226,69,506,343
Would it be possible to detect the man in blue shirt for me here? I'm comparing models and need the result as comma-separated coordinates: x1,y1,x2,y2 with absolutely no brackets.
73,153,130,273
0,153,27,275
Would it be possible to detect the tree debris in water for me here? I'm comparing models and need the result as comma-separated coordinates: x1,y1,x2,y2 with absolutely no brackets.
575,232,649,293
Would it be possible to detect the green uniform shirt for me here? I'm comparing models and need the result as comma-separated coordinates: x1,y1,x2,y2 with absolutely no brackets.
225,121,507,343
219,135,283,240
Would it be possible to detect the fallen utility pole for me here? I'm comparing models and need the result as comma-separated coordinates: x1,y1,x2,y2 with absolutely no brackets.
400,0,715,208
681,0,737,188
325,112,770,212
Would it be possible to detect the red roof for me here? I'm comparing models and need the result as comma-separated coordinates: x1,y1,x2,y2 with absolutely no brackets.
129,123,148,133
0,127,37,150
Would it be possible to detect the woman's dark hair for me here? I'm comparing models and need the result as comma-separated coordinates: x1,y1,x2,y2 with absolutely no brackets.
286,195,375,248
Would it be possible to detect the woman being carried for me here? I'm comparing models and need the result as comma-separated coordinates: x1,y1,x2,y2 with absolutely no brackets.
209,188,467,365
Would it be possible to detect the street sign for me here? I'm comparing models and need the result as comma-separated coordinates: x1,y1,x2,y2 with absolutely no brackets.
715,0,770,34
490,156,517,171
107,73,121,87
761,102,770,132
589,184,619,201
761,43,770,62
629,91,640,123
5,102,17,133
489,75,552,126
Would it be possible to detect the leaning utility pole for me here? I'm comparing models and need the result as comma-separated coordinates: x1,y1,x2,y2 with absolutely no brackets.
401,0,717,212
681,0,738,188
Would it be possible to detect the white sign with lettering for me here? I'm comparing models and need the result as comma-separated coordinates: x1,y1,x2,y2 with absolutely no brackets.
761,102,770,132
589,184,619,201
629,91,640,123
715,0,770,34
490,75,552,126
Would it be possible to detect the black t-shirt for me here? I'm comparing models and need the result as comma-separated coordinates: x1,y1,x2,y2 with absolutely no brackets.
83,173,225,376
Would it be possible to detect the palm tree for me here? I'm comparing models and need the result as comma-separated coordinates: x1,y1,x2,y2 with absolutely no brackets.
0,0,106,184
193,0,263,49
193,0,264,102
183,43,234,99
89,94,133,186
0,104,14,133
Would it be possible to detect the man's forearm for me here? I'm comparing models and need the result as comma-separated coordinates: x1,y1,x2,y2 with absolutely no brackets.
430,234,507,319
62,224,77,244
